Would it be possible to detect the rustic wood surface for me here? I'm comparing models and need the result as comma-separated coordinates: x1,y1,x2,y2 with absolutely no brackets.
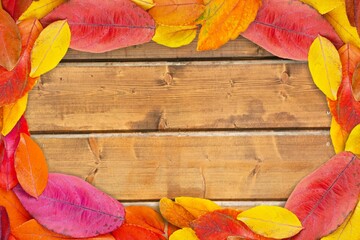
28,40,334,203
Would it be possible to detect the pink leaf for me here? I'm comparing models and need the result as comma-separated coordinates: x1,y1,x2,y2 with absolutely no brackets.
0,206,10,240
13,173,125,238
285,152,360,240
242,0,343,60
41,0,155,53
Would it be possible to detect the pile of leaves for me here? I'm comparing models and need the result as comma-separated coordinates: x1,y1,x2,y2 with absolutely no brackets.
0,0,359,239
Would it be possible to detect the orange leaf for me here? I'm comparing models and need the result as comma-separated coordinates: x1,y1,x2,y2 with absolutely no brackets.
125,206,165,235
197,0,261,51
14,133,48,198
149,0,205,26
0,188,30,229
112,223,166,240
159,197,196,228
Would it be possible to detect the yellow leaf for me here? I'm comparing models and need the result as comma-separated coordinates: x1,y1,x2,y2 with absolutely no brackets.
131,0,154,10
169,228,199,240
2,94,28,136
30,20,71,78
153,25,197,48
300,0,342,14
197,0,261,51
330,117,349,154
325,4,360,49
308,36,342,101
175,197,221,218
237,206,303,239
345,124,360,156
19,0,66,21
321,200,360,240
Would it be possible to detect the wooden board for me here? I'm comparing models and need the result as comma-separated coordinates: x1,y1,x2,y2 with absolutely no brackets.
36,131,334,201
64,37,272,61
26,60,330,133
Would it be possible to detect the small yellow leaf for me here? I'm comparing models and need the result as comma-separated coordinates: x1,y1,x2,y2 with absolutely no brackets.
325,4,360,49
308,36,342,101
330,117,349,154
30,20,71,78
131,0,154,10
175,197,221,218
300,0,342,14
345,124,360,156
2,94,28,136
321,200,360,240
153,25,197,48
169,228,199,240
19,0,67,21
237,206,303,239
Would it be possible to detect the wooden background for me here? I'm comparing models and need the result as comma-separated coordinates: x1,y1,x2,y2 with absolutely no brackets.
25,37,334,207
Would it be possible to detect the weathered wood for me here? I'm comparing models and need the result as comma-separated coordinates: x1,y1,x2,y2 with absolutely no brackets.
26,60,330,133
64,37,272,61
36,131,334,201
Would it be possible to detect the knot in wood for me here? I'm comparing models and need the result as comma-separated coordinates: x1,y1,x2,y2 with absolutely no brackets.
163,72,174,85
280,71,289,84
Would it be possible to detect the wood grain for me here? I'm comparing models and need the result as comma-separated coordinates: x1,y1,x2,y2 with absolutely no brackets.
26,60,330,133
64,37,272,61
36,131,334,201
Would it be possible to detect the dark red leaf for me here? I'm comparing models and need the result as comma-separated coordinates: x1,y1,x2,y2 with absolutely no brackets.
0,206,10,240
242,0,343,60
285,152,360,240
41,0,155,53
2,0,32,21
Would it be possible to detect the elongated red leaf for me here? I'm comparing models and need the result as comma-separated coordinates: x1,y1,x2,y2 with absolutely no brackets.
0,8,21,71
191,211,272,240
285,152,360,240
2,0,32,21
0,206,10,240
13,173,125,238
0,116,29,190
41,0,155,53
242,0,343,60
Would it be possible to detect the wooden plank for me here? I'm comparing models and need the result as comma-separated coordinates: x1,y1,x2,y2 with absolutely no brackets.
36,131,334,201
64,37,272,61
26,61,330,132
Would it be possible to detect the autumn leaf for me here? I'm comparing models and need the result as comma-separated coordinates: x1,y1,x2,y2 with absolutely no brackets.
345,0,360,36
14,173,125,238
325,3,360,49
197,0,261,51
1,94,28,136
30,20,71,78
285,152,360,240
153,25,198,48
243,0,343,60
0,8,21,71
345,124,360,156
237,206,303,239
308,36,342,101
300,0,342,14
321,199,360,240
131,0,154,10
175,197,221,218
149,0,204,26
19,0,66,21
112,224,166,240
330,117,349,154
41,0,155,53
352,62,360,101
2,0,32,21
0,206,10,240
169,228,199,240
159,197,196,228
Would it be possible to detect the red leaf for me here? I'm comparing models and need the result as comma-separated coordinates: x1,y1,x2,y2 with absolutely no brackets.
242,0,343,60
285,152,360,240
0,8,21,71
112,224,166,240
0,116,29,190
13,173,125,238
2,0,32,21
0,206,10,240
41,0,155,53
191,211,272,240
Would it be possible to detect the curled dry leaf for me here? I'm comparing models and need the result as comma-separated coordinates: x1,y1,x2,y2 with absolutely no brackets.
153,25,198,48
19,0,67,21
169,228,198,240
159,197,196,228
14,173,125,238
285,152,360,240
1,94,28,136
1,0,32,21
0,206,10,240
175,197,221,218
41,0,155,53
242,0,343,60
